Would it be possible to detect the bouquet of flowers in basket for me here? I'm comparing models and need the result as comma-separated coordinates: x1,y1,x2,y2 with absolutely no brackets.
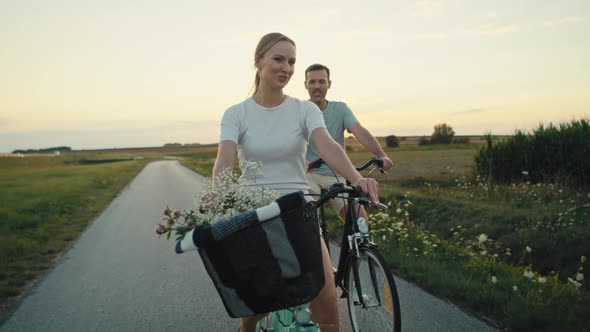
154,161,280,240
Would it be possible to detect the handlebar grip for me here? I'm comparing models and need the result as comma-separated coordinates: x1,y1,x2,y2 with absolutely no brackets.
308,158,324,170
375,157,385,168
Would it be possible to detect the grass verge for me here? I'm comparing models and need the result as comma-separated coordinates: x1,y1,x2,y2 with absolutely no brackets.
367,178,589,331
0,155,148,316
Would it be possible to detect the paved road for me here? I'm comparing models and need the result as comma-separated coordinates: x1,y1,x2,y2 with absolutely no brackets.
1,160,499,331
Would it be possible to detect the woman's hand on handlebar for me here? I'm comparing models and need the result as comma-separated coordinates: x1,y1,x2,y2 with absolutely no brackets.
352,177,380,205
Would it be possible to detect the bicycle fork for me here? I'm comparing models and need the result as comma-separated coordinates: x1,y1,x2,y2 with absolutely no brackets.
348,233,371,308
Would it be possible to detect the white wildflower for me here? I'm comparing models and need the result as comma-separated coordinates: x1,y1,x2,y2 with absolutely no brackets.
491,276,497,284
568,278,582,288
538,277,547,284
477,233,488,244
513,285,518,292
525,246,532,253
523,270,535,279
194,162,279,225
576,273,584,281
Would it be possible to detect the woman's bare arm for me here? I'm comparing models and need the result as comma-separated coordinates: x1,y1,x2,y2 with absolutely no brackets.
212,140,237,177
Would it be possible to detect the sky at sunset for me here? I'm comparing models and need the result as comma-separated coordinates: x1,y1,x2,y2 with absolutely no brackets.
1,0,589,152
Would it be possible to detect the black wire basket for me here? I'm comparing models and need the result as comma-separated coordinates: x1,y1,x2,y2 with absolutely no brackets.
193,191,325,318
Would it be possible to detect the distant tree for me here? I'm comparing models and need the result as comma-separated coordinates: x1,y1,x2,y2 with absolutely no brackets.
452,136,470,144
418,136,430,145
385,135,400,148
431,123,455,144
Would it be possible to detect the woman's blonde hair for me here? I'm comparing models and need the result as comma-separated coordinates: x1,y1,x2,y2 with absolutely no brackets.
252,32,296,95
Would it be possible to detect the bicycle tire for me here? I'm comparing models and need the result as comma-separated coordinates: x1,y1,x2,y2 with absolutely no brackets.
344,245,401,332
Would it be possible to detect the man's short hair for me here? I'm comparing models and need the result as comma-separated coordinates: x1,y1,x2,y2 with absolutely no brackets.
305,64,330,81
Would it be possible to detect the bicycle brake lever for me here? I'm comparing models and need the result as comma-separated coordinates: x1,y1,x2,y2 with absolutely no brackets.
358,197,388,210
368,167,389,178
373,202,389,210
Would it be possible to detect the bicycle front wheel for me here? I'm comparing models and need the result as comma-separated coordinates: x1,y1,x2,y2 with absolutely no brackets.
344,245,401,332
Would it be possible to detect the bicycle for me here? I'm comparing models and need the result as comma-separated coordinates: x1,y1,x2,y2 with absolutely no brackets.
257,157,402,332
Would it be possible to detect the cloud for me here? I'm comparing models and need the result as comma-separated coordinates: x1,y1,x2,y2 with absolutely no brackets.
471,24,518,36
0,117,11,130
543,16,585,27
452,108,486,115
337,27,386,40
149,120,218,130
413,0,445,17
216,32,262,45
414,32,448,40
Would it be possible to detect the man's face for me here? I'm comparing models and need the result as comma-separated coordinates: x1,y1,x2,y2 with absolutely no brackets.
304,69,331,104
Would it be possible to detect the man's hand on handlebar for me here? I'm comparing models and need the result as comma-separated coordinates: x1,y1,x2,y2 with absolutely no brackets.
352,177,380,205
379,156,394,171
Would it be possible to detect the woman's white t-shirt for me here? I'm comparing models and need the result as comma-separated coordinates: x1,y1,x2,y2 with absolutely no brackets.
220,96,326,195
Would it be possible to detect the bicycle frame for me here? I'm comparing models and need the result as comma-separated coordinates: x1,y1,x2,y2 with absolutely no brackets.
259,157,388,331
311,156,387,309
315,184,372,293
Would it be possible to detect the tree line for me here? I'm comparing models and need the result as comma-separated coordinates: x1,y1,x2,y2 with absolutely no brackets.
12,146,72,154
385,123,466,148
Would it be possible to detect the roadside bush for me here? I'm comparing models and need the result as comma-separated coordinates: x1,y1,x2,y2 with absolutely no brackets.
385,135,400,148
475,119,590,186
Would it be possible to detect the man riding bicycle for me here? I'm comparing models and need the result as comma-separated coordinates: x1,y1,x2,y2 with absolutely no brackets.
304,63,394,221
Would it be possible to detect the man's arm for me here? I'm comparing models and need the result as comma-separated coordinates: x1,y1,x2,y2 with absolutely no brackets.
348,122,394,170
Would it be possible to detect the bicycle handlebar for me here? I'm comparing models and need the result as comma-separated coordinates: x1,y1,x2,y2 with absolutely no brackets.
308,156,385,173
313,183,388,210
308,156,388,210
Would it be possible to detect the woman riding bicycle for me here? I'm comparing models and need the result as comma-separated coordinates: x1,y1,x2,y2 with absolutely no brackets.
212,32,381,332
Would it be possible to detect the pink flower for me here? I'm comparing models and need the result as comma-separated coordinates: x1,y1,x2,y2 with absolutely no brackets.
154,224,166,235
163,208,171,216
173,209,181,218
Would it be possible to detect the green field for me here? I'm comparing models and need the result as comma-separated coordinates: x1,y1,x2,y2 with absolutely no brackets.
1,141,588,330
